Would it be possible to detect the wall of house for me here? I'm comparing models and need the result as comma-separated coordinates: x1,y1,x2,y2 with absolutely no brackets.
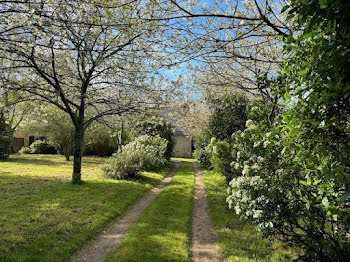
12,130,38,152
171,135,192,158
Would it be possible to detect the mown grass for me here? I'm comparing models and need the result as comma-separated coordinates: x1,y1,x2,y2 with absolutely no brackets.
171,157,197,163
0,154,173,262
107,162,195,262
201,168,297,262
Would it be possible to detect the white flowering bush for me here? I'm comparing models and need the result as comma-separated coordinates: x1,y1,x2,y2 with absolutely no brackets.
225,102,350,260
102,135,168,179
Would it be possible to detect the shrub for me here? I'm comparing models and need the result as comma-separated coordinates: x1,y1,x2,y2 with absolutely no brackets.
135,117,174,160
197,146,212,169
209,138,234,183
102,135,167,180
18,146,31,154
0,113,11,160
194,94,251,170
207,93,249,140
84,127,119,157
226,111,350,261
193,129,212,168
29,139,58,154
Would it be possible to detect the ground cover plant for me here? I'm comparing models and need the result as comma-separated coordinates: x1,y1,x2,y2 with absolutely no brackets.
0,154,173,262
201,168,298,262
106,161,194,262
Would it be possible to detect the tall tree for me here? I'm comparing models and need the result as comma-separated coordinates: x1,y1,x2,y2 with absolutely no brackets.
0,0,166,183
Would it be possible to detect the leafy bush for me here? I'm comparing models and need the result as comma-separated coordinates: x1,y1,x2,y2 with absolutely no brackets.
226,108,350,260
84,125,119,157
29,139,58,154
209,138,234,183
196,146,212,169
135,117,174,160
207,93,249,140
102,135,167,180
194,94,251,170
0,113,11,159
18,146,31,154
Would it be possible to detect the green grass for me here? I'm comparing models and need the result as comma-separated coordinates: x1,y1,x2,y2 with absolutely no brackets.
107,162,195,262
0,154,174,262
201,168,297,262
171,157,197,163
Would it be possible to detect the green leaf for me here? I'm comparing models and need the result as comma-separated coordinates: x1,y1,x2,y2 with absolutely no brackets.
338,192,350,204
322,197,329,208
319,0,327,8
299,70,308,76
300,175,311,186
284,92,291,100
281,5,289,13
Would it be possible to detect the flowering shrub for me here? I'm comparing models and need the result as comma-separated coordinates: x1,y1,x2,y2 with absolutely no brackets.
135,117,174,160
18,146,31,154
226,110,350,260
29,139,58,154
102,135,168,180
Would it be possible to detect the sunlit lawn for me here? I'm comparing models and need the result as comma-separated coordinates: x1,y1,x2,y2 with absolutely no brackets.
201,168,298,262
107,162,194,262
0,154,173,262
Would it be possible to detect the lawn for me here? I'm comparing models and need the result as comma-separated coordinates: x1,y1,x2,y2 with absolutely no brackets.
0,154,174,262
107,161,195,262
201,168,298,262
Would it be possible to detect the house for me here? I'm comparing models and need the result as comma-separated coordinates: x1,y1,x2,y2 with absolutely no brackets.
171,130,192,158
12,130,42,152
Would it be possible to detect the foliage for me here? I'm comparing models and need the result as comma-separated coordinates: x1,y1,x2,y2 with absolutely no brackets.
27,106,75,160
202,168,297,261
193,128,211,154
0,154,173,261
0,0,168,183
207,93,249,140
102,135,168,180
135,117,174,160
209,138,234,183
196,146,212,169
18,146,31,154
107,162,194,262
226,113,350,261
193,128,212,168
29,139,58,154
0,113,11,159
84,124,119,157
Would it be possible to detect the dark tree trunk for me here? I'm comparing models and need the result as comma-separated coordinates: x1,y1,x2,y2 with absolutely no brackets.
65,151,70,161
72,121,85,184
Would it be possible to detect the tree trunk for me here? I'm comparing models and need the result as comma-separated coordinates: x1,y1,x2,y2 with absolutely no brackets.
65,151,70,161
72,122,84,184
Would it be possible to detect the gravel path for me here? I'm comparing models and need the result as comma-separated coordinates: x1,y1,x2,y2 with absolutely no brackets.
191,162,224,262
69,162,182,262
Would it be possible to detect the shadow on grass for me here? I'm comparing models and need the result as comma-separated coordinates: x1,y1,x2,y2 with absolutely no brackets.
4,154,106,166
0,173,153,262
5,156,62,166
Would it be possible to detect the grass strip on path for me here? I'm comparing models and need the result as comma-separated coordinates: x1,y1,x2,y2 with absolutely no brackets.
0,154,173,262
201,168,297,262
107,162,195,262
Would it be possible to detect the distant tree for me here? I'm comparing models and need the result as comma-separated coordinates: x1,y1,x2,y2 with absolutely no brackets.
0,111,11,159
207,93,250,140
